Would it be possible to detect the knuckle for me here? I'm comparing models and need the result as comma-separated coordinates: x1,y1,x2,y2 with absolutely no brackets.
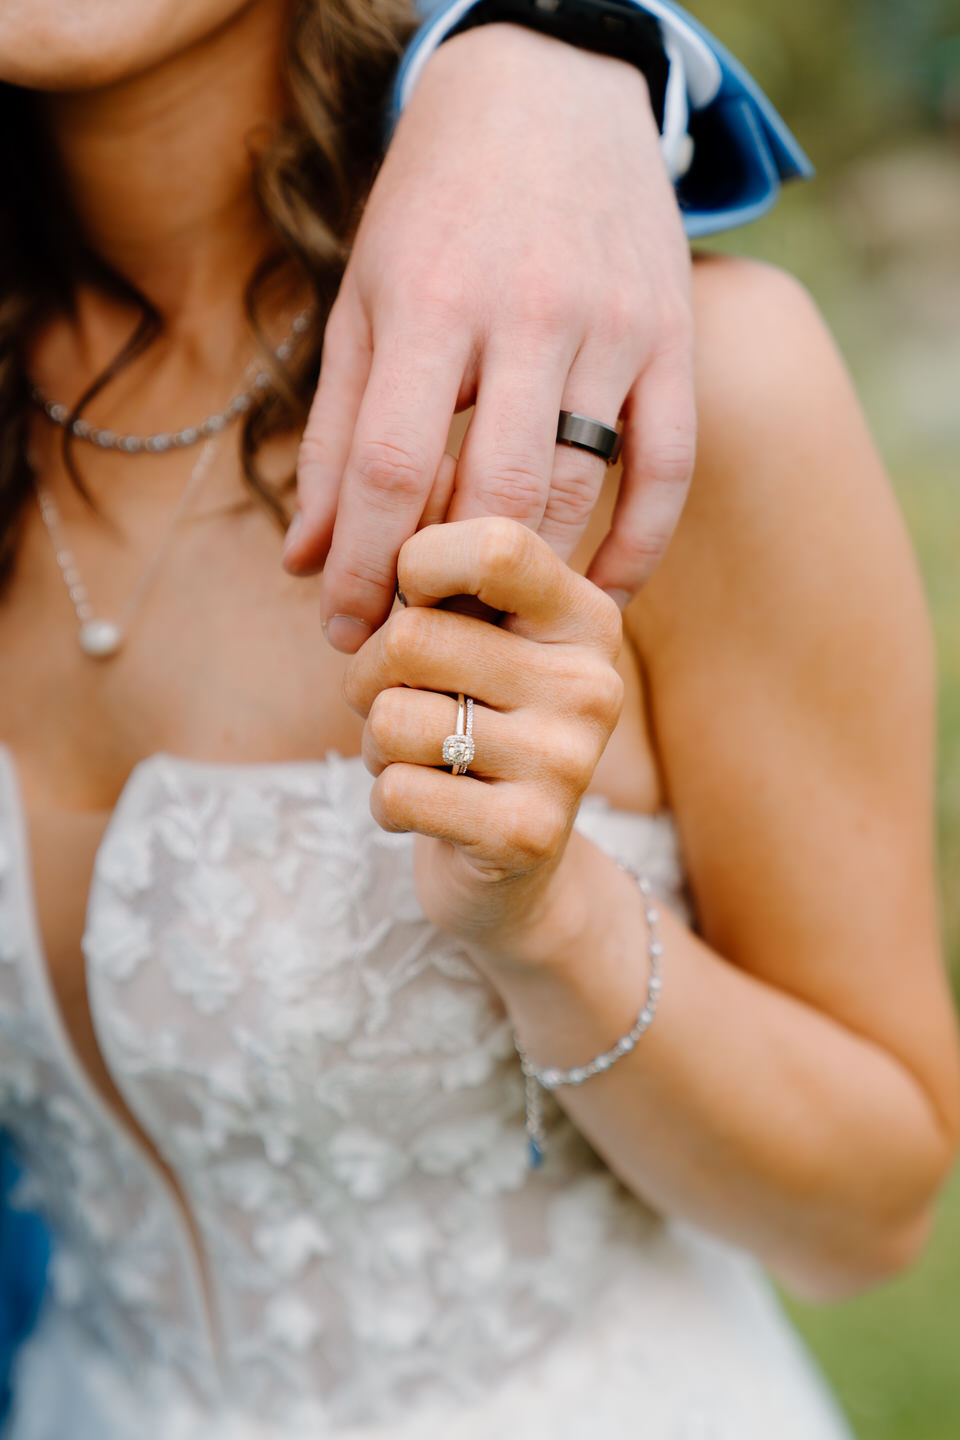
596,291,641,352
398,266,468,326
366,687,405,756
542,465,602,535
526,272,578,336
474,515,538,574
593,664,626,729
547,727,600,792
592,589,625,657
370,765,410,831
472,464,547,522
380,605,430,670
645,435,696,489
659,297,695,351
296,432,327,473
614,526,674,581
331,544,397,598
353,437,430,508
509,276,577,339
572,653,624,729
503,800,569,868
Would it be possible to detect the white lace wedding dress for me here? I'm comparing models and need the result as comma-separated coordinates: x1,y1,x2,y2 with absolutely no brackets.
0,746,852,1439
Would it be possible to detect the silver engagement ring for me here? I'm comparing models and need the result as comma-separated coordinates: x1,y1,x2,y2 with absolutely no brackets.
442,694,475,776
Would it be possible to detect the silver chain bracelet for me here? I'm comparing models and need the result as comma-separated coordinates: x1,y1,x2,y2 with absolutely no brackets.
514,871,664,1169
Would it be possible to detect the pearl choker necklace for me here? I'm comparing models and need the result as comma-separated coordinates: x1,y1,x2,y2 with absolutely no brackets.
31,309,311,454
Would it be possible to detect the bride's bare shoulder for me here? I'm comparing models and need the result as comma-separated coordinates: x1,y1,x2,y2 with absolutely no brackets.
688,251,869,494
632,252,925,651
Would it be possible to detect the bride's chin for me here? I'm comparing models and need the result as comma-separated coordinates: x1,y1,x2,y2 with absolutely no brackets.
0,0,264,92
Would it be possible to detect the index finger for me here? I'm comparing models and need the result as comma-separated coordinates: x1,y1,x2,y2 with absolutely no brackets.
398,517,622,657
319,334,467,651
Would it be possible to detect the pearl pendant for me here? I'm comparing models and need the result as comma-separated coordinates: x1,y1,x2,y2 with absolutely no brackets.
79,619,123,658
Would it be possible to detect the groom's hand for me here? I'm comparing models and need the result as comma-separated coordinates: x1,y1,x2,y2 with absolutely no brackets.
284,23,696,651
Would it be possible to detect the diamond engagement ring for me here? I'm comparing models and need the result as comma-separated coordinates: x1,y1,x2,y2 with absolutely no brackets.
442,694,475,776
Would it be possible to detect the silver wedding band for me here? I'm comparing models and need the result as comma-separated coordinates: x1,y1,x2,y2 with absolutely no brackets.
556,410,622,465
442,694,475,776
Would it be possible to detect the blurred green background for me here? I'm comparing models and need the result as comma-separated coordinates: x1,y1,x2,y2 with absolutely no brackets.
692,2,959,1436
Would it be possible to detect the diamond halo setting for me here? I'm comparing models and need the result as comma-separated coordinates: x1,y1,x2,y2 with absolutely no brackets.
442,694,475,775
442,734,475,767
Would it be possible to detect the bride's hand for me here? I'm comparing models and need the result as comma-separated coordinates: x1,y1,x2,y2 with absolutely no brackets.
343,518,623,958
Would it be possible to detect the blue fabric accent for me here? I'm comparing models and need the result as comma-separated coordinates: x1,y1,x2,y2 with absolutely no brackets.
0,1139,49,1429
660,1,812,236
393,0,813,238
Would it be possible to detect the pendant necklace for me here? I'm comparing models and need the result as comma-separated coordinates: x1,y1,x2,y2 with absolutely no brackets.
31,307,312,660
35,432,223,659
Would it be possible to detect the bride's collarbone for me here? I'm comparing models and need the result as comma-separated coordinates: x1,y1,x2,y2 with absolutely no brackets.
2,511,663,820
2,677,662,830
2,584,363,813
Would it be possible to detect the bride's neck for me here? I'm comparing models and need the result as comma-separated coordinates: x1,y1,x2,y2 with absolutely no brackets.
40,0,289,336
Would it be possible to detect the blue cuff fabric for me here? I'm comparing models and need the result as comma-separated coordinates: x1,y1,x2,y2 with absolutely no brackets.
392,0,813,239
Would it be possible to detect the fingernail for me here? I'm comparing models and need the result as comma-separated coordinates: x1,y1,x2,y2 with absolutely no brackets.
322,614,372,652
603,588,632,612
282,511,303,562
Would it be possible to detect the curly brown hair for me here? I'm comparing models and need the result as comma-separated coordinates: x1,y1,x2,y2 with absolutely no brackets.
0,0,418,588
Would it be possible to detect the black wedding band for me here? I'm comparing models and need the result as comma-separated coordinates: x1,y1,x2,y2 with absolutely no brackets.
556,410,622,465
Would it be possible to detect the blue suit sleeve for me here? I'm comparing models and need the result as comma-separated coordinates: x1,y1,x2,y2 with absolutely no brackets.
392,0,813,239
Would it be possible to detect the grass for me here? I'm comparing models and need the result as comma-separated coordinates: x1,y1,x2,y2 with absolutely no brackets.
905,467,960,982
